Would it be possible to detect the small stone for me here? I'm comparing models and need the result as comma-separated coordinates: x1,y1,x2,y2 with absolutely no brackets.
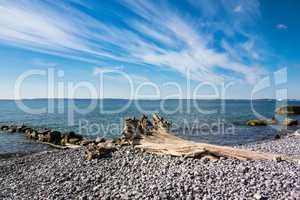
93,185,101,191
253,193,262,200
291,188,300,198
95,137,106,143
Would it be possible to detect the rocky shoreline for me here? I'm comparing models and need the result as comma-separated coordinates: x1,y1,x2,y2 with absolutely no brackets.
1,113,300,199
0,133,299,200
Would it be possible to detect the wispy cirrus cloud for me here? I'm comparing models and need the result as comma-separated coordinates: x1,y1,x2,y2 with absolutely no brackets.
276,24,288,30
0,0,267,84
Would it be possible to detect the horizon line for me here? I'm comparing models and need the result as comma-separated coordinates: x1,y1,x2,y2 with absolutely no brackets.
0,98,298,101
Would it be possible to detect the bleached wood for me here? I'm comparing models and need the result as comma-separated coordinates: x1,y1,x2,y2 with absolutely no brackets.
119,114,287,161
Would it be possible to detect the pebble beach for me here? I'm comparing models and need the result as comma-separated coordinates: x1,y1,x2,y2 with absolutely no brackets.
1,136,299,200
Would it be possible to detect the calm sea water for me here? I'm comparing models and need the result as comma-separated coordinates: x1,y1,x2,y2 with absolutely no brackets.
1,99,300,157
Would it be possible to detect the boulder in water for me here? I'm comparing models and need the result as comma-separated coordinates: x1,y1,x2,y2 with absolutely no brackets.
61,132,83,145
7,126,17,133
16,125,27,133
0,125,9,131
246,119,268,126
27,131,38,139
283,118,298,126
24,128,33,134
46,131,61,144
38,129,51,135
276,106,300,115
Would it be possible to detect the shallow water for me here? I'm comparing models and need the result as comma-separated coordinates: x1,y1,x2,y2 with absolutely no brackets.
0,99,299,155
0,132,51,158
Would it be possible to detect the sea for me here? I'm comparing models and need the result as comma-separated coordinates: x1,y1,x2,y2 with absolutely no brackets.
0,99,299,157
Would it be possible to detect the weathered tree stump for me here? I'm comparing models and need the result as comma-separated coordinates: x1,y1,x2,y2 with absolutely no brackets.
121,114,286,161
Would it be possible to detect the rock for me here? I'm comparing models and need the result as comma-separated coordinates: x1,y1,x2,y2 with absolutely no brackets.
289,130,300,138
269,117,278,125
61,132,83,145
24,128,34,134
276,106,300,115
16,125,27,133
27,131,38,139
0,125,9,131
290,188,300,199
68,138,81,145
46,131,61,144
282,118,298,126
38,134,47,142
114,138,130,146
38,129,51,135
246,119,267,126
85,143,116,160
274,134,281,140
7,127,17,133
253,193,262,200
80,139,94,146
95,137,106,143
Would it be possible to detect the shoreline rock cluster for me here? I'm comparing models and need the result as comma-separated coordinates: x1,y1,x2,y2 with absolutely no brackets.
0,124,118,160
84,114,172,160
276,105,300,115
0,114,172,161
247,105,300,127
0,125,83,146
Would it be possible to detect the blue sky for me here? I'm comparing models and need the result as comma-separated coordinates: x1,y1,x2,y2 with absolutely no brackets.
0,0,299,99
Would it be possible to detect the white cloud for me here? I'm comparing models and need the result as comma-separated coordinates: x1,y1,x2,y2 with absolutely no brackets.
276,24,288,30
0,0,266,85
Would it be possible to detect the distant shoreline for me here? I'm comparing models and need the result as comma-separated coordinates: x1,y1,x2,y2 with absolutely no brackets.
0,98,299,101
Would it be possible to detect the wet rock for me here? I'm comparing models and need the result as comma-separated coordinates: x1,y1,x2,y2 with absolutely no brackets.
95,137,106,143
27,131,38,139
46,131,61,144
269,117,278,125
276,106,300,115
24,128,34,135
38,129,51,135
61,132,83,145
16,125,27,133
0,125,9,131
7,127,17,133
283,118,298,126
247,119,267,126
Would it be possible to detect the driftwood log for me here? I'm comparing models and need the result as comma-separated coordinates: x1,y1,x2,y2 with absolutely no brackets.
119,114,286,161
